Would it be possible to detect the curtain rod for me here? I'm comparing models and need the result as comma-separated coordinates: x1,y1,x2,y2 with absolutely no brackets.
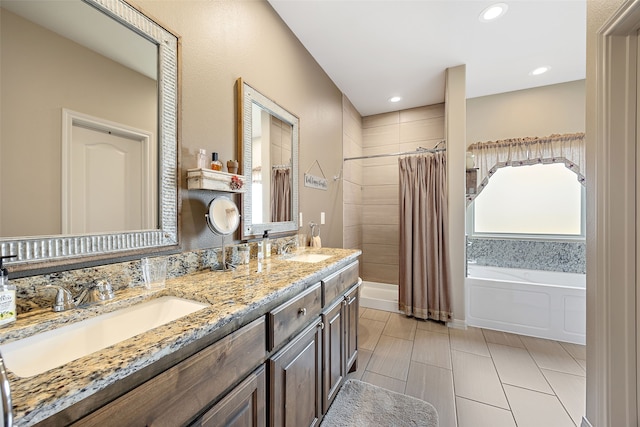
343,144,446,162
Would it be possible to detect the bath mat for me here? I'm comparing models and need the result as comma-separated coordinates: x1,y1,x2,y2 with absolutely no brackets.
321,379,439,427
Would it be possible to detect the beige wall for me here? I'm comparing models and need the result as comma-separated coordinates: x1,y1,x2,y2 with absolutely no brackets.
445,65,466,325
132,0,344,250
0,9,156,237
360,104,445,285
467,80,586,144
342,96,363,251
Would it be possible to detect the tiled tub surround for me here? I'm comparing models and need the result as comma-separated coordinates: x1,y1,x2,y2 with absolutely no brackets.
2,246,359,426
467,238,586,274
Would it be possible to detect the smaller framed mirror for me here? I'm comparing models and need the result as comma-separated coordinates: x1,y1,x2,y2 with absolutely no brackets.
206,197,240,235
205,196,240,271
237,78,299,241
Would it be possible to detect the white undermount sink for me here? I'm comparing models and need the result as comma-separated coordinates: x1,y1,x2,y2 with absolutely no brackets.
0,296,209,378
283,253,332,263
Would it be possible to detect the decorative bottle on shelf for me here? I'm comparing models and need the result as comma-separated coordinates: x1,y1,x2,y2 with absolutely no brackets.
211,152,223,171
196,149,207,169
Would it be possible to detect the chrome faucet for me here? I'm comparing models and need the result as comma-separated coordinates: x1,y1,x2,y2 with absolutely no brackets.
80,280,115,306
277,238,298,255
44,280,115,312
45,285,76,312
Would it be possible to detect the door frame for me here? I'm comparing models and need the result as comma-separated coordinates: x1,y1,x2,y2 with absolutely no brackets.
61,108,156,234
591,0,640,425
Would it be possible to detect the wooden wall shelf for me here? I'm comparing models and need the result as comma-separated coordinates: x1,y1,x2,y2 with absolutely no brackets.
187,168,245,193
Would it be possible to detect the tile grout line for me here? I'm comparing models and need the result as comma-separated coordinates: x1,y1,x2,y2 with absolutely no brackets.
446,325,463,427
517,335,581,427
480,329,518,426
401,316,417,393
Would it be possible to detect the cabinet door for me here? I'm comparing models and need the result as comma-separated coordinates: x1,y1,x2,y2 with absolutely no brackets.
269,319,323,427
197,365,266,427
322,297,345,412
345,283,360,372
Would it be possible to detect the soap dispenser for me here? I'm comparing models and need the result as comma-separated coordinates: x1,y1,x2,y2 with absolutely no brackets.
0,255,17,327
262,230,271,258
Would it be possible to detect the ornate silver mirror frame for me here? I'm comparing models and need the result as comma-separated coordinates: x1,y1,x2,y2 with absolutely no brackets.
237,78,299,240
1,0,179,270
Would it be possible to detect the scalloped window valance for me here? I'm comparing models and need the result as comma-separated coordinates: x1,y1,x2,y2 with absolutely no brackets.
467,132,585,200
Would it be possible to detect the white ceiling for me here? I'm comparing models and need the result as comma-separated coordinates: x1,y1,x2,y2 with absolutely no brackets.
268,0,586,117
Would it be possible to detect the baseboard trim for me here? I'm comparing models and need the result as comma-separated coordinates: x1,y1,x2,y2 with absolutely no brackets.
447,319,467,330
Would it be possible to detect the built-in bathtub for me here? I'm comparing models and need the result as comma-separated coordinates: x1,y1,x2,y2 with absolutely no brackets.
360,281,400,313
466,265,585,344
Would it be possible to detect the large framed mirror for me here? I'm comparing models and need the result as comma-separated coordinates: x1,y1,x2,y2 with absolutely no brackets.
237,78,299,240
0,0,179,270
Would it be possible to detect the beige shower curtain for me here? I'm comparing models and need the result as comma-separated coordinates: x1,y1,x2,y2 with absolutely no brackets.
398,152,452,322
271,167,291,222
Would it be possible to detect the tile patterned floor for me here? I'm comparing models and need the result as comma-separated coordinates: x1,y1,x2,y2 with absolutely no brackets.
349,308,586,427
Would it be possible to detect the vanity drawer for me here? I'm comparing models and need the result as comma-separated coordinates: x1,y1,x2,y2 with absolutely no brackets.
268,282,322,351
322,261,359,306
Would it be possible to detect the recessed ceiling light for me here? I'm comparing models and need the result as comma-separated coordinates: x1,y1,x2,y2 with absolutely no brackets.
530,66,551,76
479,3,508,22
389,96,402,103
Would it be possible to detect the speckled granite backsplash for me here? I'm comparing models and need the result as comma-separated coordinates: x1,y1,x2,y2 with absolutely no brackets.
12,236,298,314
467,238,586,274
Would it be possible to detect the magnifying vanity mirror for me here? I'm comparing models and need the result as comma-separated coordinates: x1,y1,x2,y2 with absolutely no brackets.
0,0,179,269
205,196,240,272
237,78,299,240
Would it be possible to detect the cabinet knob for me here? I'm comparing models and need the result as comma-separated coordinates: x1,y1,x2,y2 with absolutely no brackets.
298,307,307,316
317,321,325,330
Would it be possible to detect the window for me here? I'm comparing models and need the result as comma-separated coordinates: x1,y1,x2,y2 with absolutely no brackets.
471,163,584,238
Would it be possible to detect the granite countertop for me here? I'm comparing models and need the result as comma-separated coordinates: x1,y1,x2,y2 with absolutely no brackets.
1,247,361,426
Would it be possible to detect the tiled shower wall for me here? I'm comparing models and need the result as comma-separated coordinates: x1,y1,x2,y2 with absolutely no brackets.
360,104,445,285
342,96,363,251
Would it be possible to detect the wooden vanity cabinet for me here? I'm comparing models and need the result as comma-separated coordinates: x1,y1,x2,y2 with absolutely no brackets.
268,261,361,426
72,317,267,427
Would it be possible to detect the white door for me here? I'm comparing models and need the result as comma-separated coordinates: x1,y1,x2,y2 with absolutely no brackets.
68,125,146,234
61,109,155,235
